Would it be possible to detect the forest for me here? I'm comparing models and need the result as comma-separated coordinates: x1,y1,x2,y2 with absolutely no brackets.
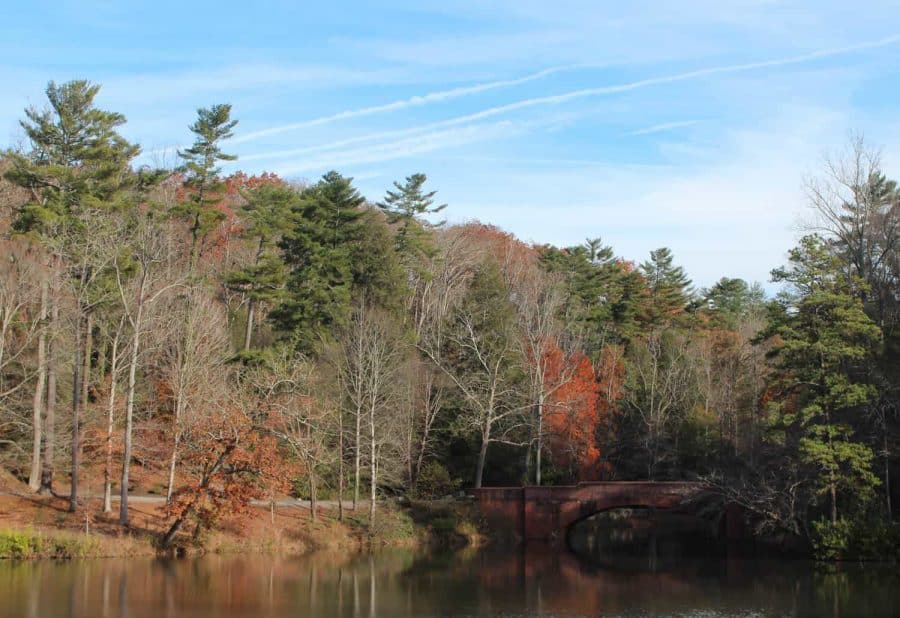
0,80,897,557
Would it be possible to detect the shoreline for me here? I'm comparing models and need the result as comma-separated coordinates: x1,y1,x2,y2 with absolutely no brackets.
0,490,485,560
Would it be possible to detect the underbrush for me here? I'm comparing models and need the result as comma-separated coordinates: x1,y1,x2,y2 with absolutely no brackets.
346,503,418,546
406,500,485,548
0,529,101,559
811,519,900,561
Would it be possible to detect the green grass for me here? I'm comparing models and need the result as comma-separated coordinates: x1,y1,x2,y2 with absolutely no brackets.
0,529,100,560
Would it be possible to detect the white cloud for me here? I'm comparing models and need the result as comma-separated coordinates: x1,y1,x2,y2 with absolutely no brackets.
431,106,857,287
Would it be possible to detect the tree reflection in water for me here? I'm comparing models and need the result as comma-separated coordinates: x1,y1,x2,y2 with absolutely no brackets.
0,546,898,617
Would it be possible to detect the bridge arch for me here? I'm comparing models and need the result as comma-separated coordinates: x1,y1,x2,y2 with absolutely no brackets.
475,482,706,544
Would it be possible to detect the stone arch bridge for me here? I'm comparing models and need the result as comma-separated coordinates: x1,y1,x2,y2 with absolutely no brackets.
474,481,739,544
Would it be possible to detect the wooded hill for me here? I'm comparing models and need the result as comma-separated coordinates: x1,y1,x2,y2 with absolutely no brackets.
1,80,897,557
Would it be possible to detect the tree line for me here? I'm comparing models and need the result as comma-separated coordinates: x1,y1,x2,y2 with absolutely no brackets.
0,81,897,554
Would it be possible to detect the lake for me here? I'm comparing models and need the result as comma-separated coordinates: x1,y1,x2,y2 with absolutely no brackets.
2,545,899,617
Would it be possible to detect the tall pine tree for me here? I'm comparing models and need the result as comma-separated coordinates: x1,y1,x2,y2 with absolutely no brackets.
226,182,297,351
377,172,446,260
174,104,237,270
640,247,692,328
274,171,366,350
5,80,141,508
768,235,882,524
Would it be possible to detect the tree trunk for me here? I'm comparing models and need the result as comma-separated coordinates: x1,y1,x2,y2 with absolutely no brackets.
413,392,436,489
165,432,180,505
119,286,145,526
369,402,377,523
885,428,893,520
535,398,544,486
338,408,344,522
103,325,122,513
28,280,48,492
40,295,58,495
309,467,317,523
161,515,185,549
243,299,255,351
69,311,84,513
81,311,93,439
523,442,533,486
353,404,361,511
830,481,838,524
474,417,491,489
406,414,414,490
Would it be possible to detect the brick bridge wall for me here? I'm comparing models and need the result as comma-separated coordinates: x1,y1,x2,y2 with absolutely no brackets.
474,481,708,543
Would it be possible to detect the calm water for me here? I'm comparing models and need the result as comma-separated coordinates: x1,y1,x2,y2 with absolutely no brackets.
1,548,898,617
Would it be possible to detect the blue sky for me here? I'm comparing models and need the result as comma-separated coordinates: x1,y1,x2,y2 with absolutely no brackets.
3,1,900,287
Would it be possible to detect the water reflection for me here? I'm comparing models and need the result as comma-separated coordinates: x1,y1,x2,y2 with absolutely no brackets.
568,506,726,571
0,547,898,617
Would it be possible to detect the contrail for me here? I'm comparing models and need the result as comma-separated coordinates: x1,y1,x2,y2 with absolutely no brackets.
628,120,702,136
239,34,900,161
405,34,900,127
233,65,577,144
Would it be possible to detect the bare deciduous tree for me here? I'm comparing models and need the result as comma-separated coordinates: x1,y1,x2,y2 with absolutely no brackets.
114,213,181,525
624,331,696,480
333,303,405,520
159,293,230,509
421,261,525,489
0,239,47,488
806,135,900,330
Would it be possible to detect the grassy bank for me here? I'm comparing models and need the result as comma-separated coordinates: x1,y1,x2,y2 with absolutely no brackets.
0,490,485,560
0,529,102,559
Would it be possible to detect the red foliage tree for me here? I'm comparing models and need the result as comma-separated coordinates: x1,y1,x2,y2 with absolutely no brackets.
161,403,287,548
544,349,602,481
544,344,626,481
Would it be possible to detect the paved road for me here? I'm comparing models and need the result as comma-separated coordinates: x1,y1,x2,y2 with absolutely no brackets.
2,491,361,511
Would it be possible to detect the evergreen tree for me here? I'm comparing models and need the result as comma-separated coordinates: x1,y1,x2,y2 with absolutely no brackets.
4,80,142,509
273,171,367,351
174,104,237,268
768,235,882,523
541,238,645,354
640,247,692,328
225,182,298,351
702,277,766,329
6,80,140,233
377,172,446,259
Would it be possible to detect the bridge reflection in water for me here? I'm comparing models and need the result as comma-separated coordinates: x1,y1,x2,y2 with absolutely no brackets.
2,545,899,616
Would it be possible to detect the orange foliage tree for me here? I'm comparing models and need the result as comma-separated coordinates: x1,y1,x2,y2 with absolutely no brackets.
545,345,625,482
161,402,287,548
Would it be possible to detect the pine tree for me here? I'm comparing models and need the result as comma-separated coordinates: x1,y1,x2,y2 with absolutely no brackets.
640,247,692,328
174,104,237,269
6,80,140,233
377,173,446,259
274,171,366,351
702,277,766,328
4,80,141,508
541,238,646,353
768,235,882,523
225,183,297,351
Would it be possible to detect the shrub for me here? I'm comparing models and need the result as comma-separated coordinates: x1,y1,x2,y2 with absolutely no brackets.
0,530,36,559
0,529,100,560
415,462,457,499
812,519,900,561
811,519,853,561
